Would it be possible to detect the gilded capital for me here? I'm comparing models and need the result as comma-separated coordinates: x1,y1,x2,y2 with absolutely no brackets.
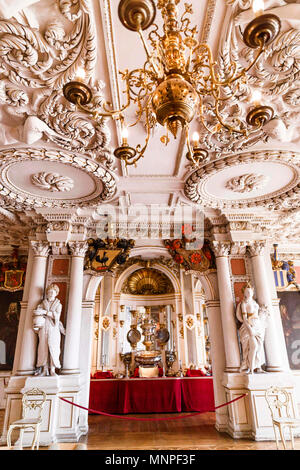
31,240,50,257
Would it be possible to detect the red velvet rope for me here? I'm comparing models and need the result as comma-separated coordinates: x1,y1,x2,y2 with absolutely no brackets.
59,393,247,422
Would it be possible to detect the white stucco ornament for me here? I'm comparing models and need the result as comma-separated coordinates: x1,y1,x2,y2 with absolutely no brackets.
31,172,74,192
226,173,269,193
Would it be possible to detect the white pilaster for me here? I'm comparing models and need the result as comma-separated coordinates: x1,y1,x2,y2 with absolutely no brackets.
212,241,240,373
16,241,50,376
248,241,283,372
12,245,34,375
62,242,88,374
78,299,95,434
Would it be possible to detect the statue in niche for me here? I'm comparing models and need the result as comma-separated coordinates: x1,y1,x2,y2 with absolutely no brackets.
236,283,270,374
33,283,65,376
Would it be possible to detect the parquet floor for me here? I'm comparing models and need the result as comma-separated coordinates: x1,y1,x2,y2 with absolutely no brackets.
1,410,300,450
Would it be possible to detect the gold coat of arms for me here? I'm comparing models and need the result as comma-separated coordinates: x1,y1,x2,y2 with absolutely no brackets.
84,238,135,273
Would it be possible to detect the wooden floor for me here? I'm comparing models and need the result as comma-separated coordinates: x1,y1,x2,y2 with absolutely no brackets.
1,410,300,450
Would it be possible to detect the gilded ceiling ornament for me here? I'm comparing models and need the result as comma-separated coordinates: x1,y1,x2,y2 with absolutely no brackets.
63,0,281,167
122,268,174,295
198,2,300,156
225,173,269,193
31,172,74,192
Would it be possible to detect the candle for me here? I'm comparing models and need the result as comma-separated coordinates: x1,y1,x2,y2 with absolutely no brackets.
251,89,262,107
75,67,86,82
191,131,200,148
252,0,264,17
121,126,128,146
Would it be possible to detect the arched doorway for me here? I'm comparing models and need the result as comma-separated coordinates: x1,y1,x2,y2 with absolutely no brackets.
82,256,227,432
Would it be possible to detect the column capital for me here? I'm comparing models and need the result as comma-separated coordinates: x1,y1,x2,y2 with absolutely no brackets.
50,242,69,255
68,241,88,257
30,240,50,257
230,242,247,256
247,241,267,257
212,241,231,257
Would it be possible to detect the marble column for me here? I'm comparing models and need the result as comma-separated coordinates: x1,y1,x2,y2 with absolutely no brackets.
16,241,50,376
62,241,88,375
248,241,283,372
212,242,240,372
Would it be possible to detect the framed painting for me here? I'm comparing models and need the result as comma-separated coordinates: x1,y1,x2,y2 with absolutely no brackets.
278,290,300,370
0,290,22,370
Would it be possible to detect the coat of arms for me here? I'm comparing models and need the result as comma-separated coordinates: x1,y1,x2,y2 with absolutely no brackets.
84,238,135,273
0,246,26,292
4,270,24,291
164,232,215,273
271,244,299,291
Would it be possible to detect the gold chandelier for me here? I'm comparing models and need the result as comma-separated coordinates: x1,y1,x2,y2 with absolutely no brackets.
63,0,281,166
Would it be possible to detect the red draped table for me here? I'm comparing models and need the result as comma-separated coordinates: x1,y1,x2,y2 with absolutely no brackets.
89,377,214,414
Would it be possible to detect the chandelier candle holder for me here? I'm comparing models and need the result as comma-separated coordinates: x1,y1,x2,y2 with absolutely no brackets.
186,132,210,166
63,0,281,166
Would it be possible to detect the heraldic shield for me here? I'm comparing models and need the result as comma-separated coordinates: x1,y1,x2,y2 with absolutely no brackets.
4,270,24,291
84,238,135,273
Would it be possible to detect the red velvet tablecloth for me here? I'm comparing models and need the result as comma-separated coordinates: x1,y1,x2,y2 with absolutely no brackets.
89,377,214,414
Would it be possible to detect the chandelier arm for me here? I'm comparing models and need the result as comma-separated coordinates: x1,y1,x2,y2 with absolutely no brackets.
124,102,152,166
101,74,133,115
213,89,246,135
75,98,125,119
199,114,217,135
225,42,265,86
136,23,161,76
194,41,265,89
128,96,149,128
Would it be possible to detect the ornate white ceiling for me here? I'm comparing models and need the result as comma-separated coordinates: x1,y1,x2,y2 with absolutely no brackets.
0,0,299,248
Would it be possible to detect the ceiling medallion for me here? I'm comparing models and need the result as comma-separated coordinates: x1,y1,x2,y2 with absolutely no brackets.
0,148,117,209
225,173,269,193
31,172,74,192
63,0,281,166
184,150,300,209
122,268,174,295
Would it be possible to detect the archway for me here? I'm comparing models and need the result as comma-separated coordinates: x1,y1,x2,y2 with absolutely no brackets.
81,253,227,432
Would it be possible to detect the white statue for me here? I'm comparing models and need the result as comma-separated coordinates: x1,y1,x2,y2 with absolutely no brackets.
33,283,65,376
236,282,270,374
